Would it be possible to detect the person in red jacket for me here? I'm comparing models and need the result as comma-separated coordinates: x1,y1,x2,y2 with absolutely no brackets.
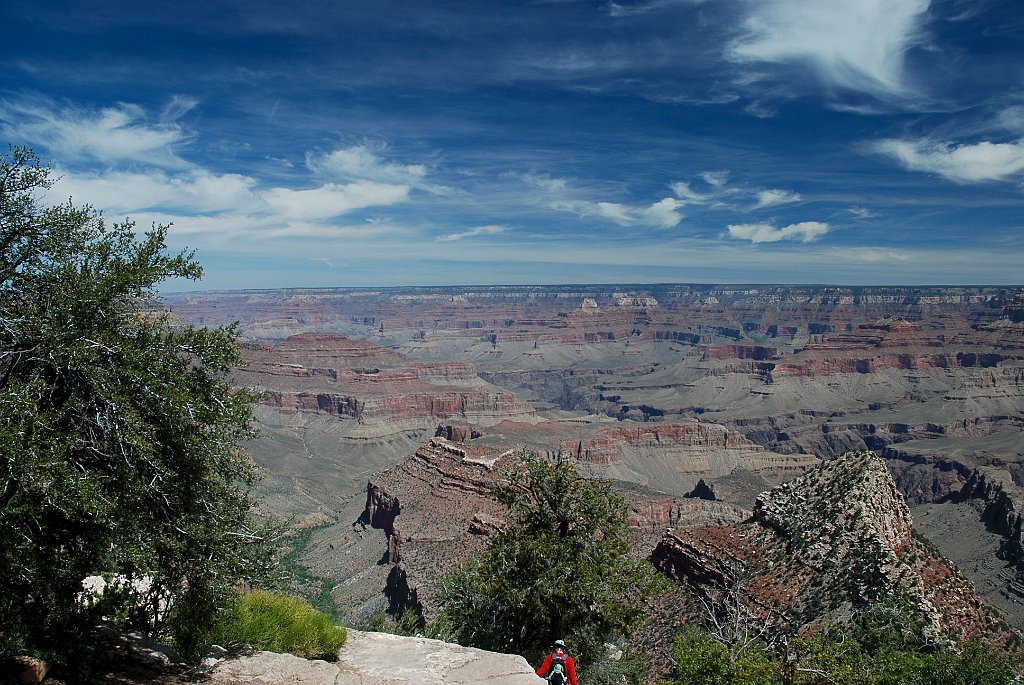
536,639,577,685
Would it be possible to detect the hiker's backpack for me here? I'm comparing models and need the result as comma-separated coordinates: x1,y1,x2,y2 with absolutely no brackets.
547,652,569,685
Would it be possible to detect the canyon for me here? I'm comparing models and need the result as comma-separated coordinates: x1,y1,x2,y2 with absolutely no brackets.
166,284,1024,638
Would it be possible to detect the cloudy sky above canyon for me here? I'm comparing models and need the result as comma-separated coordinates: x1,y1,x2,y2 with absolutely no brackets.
2,0,1022,289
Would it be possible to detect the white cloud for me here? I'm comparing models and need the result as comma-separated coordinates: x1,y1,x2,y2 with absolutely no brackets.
834,246,910,263
160,95,199,122
1,99,190,167
670,181,711,205
436,224,507,242
730,0,931,96
728,220,829,243
700,170,730,187
56,169,258,215
848,206,876,218
596,201,633,225
642,197,683,228
307,145,427,185
260,182,410,221
998,107,1024,135
57,169,410,222
527,174,682,228
52,166,412,251
593,198,682,228
523,173,569,194
672,172,762,210
754,188,801,208
872,137,1024,183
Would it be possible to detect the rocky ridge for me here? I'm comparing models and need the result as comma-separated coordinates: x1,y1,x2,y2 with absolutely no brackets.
651,451,1010,646
337,434,764,626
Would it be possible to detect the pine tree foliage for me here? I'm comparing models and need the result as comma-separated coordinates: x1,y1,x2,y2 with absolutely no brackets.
0,146,272,660
437,451,666,669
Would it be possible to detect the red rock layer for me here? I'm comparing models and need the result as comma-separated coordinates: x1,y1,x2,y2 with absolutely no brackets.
236,334,536,426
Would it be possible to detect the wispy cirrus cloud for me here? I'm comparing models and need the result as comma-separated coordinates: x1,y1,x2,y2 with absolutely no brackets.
260,182,411,221
525,173,684,228
57,169,412,238
700,170,730,187
55,169,258,215
671,174,803,214
729,0,931,97
0,98,191,168
0,98,438,251
436,224,507,242
669,181,712,205
607,0,708,18
833,246,910,263
872,137,1024,183
848,207,877,219
306,145,427,185
728,220,829,243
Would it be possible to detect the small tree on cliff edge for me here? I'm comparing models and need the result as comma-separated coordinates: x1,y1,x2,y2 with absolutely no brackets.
437,450,666,668
0,146,273,661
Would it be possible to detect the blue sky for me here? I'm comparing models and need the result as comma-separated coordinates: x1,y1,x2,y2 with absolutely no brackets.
2,0,1022,290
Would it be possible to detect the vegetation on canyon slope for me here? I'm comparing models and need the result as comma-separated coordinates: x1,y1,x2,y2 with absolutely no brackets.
670,598,1017,685
0,146,276,662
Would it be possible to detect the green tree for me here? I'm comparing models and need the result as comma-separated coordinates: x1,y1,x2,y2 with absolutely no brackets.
436,451,666,670
921,639,1019,685
0,146,272,661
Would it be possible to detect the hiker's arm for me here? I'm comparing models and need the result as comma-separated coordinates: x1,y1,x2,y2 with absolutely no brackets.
536,655,552,676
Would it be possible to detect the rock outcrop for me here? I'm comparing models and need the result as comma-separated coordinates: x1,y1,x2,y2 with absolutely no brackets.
346,432,768,624
651,451,1010,645
204,630,542,685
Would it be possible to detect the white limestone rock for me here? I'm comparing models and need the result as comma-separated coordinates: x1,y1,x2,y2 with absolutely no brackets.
206,629,544,685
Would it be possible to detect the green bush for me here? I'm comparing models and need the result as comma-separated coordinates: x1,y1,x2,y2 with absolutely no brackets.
672,618,1021,685
671,629,778,685
211,591,347,660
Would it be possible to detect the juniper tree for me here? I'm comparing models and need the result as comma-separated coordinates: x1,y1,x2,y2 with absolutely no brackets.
437,451,665,669
0,146,272,660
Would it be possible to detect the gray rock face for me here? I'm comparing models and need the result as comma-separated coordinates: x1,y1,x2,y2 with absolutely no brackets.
206,630,544,685
208,651,340,685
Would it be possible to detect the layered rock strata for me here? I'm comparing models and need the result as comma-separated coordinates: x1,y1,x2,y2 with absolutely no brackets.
164,285,1024,635
235,333,536,427
353,433,773,622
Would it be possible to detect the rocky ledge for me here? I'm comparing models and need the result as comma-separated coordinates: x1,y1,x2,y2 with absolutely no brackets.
8,627,544,685
205,629,542,685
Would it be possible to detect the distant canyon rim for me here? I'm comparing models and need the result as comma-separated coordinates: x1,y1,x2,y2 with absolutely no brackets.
166,284,1024,634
